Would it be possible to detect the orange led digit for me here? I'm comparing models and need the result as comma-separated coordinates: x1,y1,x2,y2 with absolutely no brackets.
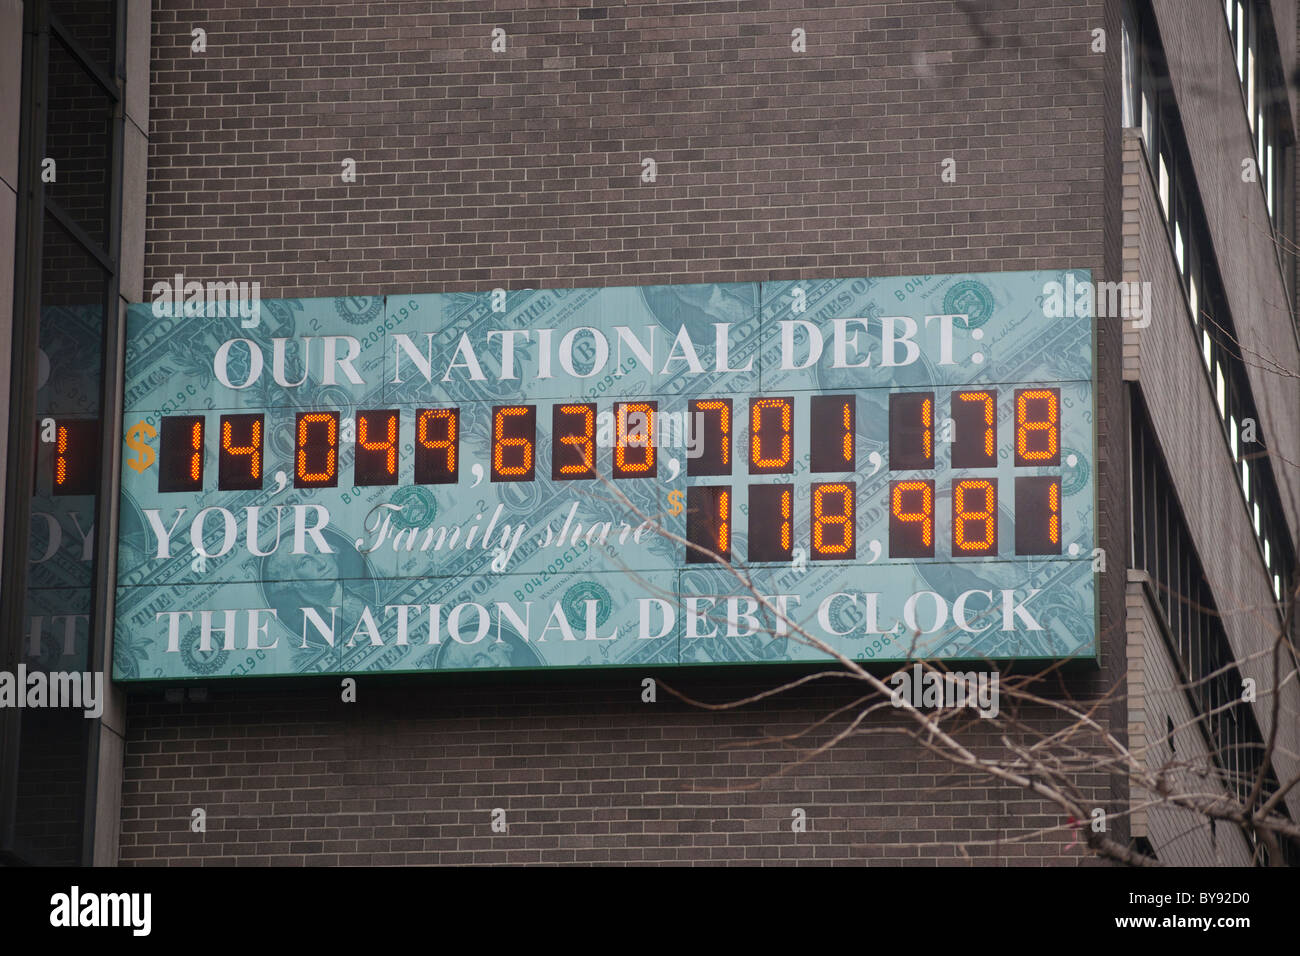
749,397,793,474
1015,388,1060,465
56,420,101,495
689,399,731,476
1049,480,1060,544
953,390,997,468
491,405,536,482
717,490,730,554
1015,476,1063,555
952,479,997,556
218,414,263,491
748,483,794,562
781,488,792,551
685,485,731,563
614,401,656,478
159,415,205,492
923,398,932,460
355,410,399,486
889,392,935,470
842,401,853,463
889,479,934,558
56,426,68,486
189,421,203,481
295,411,339,488
811,482,855,560
810,394,854,473
52,420,100,495
697,401,730,465
553,403,596,480
416,408,458,484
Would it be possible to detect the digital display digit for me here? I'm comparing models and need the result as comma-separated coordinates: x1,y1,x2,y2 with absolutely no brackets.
159,415,204,493
685,485,731,563
810,395,854,473
614,402,656,479
415,408,458,485
749,397,793,474
294,411,339,489
810,481,855,560
952,390,997,468
52,419,99,496
952,478,998,557
1015,388,1060,466
890,479,934,558
889,392,934,470
1015,476,1062,555
553,403,596,480
688,399,731,476
218,414,263,491
491,405,536,482
355,410,399,486
748,483,793,563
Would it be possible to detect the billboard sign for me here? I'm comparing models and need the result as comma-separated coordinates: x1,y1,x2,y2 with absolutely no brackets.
110,271,1096,680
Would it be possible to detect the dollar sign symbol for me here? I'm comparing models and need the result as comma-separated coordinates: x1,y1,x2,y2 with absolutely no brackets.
667,489,685,516
125,421,157,473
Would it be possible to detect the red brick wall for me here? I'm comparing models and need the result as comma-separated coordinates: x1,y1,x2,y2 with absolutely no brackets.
124,0,1123,865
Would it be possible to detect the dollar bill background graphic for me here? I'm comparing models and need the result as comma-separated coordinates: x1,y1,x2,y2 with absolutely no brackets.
113,272,1097,680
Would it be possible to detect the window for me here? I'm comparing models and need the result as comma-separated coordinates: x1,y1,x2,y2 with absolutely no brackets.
1,0,125,866
1157,152,1170,216
1121,8,1138,128
1236,2,1246,81
1130,404,1291,859
1221,1,1293,241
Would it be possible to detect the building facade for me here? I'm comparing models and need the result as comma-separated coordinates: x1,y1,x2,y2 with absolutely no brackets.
1,0,1297,865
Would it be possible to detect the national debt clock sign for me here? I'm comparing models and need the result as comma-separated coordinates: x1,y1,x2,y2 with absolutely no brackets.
109,271,1097,680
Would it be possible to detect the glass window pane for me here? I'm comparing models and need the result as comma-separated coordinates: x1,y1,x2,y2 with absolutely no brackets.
1158,154,1170,216
1121,16,1135,127
50,0,116,74
1247,48,1255,128
1266,144,1274,213
1237,3,1247,80
46,37,115,249
10,213,110,865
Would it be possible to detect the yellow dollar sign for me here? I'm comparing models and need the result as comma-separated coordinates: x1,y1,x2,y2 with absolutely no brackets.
125,420,157,473
667,489,685,516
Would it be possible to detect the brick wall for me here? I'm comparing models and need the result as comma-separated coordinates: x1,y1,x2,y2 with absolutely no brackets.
143,0,1108,294
124,0,1123,865
121,673,1117,865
